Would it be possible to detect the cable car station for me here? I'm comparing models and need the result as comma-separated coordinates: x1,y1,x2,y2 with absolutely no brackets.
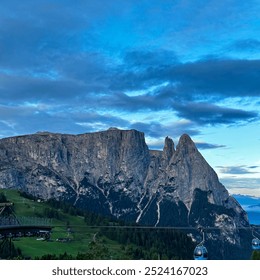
0,202,52,241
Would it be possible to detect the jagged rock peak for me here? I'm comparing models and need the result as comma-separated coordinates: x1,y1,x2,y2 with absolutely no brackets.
176,133,197,154
179,133,194,144
163,136,175,161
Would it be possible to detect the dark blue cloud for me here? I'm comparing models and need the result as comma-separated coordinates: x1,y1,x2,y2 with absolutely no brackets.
170,59,260,98
228,39,260,52
106,56,260,115
248,166,259,169
124,50,179,68
172,102,258,125
119,56,260,98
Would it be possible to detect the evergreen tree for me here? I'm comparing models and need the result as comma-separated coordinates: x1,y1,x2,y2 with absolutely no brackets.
0,240,22,259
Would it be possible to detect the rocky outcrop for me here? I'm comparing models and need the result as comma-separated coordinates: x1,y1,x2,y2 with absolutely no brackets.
0,129,250,258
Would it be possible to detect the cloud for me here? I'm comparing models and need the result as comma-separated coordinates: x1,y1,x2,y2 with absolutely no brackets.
0,104,131,137
0,73,89,103
164,59,260,100
73,112,130,131
124,50,179,68
248,166,259,169
1,57,259,138
221,178,260,197
0,104,83,136
114,54,260,99
0,99,204,145
131,120,200,141
195,142,226,150
1,47,259,139
172,102,258,125
228,39,260,52
217,165,260,175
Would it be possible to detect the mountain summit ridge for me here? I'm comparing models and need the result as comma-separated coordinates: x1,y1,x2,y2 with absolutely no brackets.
0,128,250,258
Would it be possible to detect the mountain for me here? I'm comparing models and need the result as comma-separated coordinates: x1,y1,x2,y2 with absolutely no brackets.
0,128,251,259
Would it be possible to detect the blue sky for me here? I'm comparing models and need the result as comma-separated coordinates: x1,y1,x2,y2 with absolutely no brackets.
0,0,260,196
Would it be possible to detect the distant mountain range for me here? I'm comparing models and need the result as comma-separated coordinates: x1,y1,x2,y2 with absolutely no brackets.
0,128,252,259
233,194,260,225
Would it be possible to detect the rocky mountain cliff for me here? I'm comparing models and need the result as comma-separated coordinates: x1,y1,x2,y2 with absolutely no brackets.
0,128,251,259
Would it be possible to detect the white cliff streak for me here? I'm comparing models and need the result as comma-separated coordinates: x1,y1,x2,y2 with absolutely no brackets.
155,197,163,227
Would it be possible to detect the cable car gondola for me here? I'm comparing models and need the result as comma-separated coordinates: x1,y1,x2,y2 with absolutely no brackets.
251,227,260,250
193,244,208,260
193,228,208,260
252,238,260,250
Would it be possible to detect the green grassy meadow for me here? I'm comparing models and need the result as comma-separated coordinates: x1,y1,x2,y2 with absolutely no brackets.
0,189,128,259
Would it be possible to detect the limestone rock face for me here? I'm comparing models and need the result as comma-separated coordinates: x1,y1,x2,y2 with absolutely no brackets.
0,129,250,258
